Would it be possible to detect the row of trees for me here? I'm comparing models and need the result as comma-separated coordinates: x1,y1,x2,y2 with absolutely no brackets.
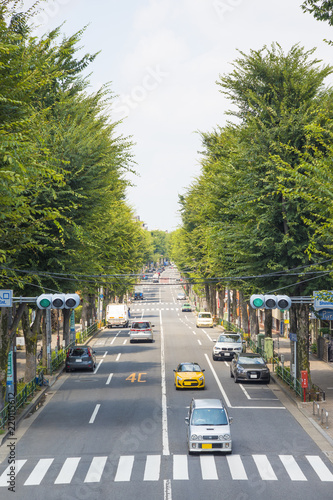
170,4,333,378
0,1,155,408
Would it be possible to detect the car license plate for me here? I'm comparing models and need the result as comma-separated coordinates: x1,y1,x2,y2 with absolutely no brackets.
250,374,257,378
202,443,212,449
224,353,230,356
75,359,82,363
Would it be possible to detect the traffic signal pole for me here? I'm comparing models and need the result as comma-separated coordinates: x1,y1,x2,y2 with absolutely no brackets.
46,309,52,374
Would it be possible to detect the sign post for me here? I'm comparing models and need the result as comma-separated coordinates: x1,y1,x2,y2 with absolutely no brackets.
301,370,308,402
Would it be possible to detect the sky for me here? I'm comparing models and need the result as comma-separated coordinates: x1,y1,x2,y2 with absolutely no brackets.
20,0,333,232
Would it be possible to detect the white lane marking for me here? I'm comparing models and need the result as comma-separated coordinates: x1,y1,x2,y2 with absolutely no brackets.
24,458,54,485
144,455,161,481
0,460,26,486
54,457,81,484
106,373,113,385
123,339,127,345
192,330,196,335
84,456,107,482
201,329,213,341
204,353,232,408
173,455,188,480
306,455,333,481
239,384,251,399
103,351,107,358
89,404,101,424
114,456,134,482
227,455,248,480
116,353,121,361
164,479,172,500
200,455,218,480
160,309,170,455
253,455,277,480
197,339,202,345
279,455,307,481
110,332,120,345
94,359,103,374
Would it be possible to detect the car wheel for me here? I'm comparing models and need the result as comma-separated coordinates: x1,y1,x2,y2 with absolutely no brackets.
234,376,238,383
212,355,217,361
266,376,270,384
66,368,70,373
130,340,133,343
230,370,234,378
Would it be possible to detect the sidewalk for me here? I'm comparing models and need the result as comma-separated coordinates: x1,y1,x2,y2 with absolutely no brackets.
270,333,333,450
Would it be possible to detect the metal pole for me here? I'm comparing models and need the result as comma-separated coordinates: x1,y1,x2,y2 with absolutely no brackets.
46,309,52,373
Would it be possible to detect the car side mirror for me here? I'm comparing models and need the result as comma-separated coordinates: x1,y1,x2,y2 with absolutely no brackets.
229,417,233,424
173,369,176,372
242,340,246,344
185,417,189,425
93,350,96,354
202,369,205,372
213,339,217,342
152,325,155,327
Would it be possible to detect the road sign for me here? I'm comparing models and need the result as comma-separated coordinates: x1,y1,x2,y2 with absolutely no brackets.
289,333,297,342
0,290,13,307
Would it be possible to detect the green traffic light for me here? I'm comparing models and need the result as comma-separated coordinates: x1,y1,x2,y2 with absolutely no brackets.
253,298,264,307
40,298,51,308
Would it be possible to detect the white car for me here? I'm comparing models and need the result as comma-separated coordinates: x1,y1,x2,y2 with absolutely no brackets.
129,321,154,343
212,332,245,360
196,312,213,328
185,398,232,454
177,292,186,300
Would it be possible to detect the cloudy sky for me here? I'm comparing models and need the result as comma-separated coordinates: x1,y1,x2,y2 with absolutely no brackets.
21,0,333,231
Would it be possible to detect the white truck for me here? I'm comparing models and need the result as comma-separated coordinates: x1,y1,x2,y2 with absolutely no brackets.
106,303,129,328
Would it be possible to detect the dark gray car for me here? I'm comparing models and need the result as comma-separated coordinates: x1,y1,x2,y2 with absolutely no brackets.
230,353,270,383
65,345,96,372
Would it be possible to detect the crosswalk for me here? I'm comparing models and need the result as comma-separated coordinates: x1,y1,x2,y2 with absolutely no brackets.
1,453,333,486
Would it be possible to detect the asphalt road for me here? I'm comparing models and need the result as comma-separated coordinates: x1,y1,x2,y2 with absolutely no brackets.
1,267,333,499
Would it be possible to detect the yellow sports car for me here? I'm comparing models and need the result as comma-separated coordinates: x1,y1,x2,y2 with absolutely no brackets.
174,362,205,390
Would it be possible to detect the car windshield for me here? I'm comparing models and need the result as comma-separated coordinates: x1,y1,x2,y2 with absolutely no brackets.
238,356,266,365
199,313,211,318
132,322,150,329
179,363,201,372
191,408,228,426
217,334,241,343
70,348,87,357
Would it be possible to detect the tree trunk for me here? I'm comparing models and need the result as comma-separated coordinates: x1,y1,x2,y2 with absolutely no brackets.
264,309,272,337
0,307,11,409
296,303,310,380
217,287,225,320
239,291,249,334
249,307,259,338
63,309,71,346
210,285,217,316
22,306,42,382
232,289,238,325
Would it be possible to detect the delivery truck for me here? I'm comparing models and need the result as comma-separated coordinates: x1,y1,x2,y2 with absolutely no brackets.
106,303,129,328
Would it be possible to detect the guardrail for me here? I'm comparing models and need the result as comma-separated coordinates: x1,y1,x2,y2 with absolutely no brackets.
0,372,44,429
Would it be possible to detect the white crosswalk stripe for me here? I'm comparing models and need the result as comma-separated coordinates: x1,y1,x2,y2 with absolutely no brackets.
0,453,332,486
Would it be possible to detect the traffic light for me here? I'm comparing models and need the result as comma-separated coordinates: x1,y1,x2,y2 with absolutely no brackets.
37,293,81,309
276,295,292,311
264,295,277,309
250,294,291,310
250,295,265,309
36,294,52,310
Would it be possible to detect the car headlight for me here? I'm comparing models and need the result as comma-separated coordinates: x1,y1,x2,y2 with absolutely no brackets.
198,376,204,381
191,434,203,441
237,366,245,372
176,376,182,383
223,434,230,440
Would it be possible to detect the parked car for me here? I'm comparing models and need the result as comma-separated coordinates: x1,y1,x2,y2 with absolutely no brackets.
177,292,186,300
230,353,270,383
196,312,213,328
212,332,245,361
185,399,232,454
174,362,205,390
181,302,192,312
65,346,96,372
129,321,154,343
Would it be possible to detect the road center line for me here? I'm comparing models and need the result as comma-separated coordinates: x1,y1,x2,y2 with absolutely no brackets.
106,373,113,385
204,353,232,408
160,309,170,455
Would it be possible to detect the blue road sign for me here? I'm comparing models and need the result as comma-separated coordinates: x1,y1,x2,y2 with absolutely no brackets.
0,290,12,307
289,332,297,342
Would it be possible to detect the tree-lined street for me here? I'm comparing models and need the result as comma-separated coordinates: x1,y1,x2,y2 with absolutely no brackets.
1,268,332,499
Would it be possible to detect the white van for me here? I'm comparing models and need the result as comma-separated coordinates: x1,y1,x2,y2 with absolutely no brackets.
196,312,214,328
106,303,129,328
